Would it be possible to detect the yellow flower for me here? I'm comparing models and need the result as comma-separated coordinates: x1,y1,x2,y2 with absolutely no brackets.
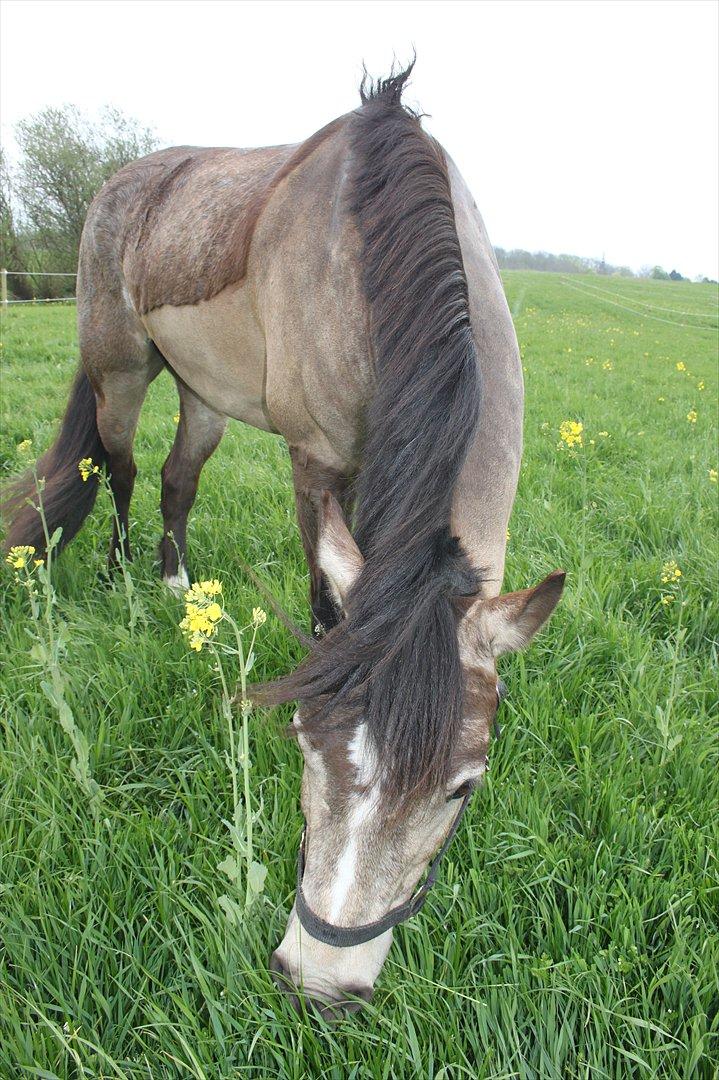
660,560,682,585
180,579,224,650
687,409,697,424
676,361,686,371
602,360,613,371
559,420,584,448
5,544,36,570
16,439,32,454
78,457,100,482
598,431,609,438
206,602,222,623
173,413,180,424
199,579,222,596
661,594,674,606
658,397,665,403
252,606,267,627
709,469,718,483
697,381,705,391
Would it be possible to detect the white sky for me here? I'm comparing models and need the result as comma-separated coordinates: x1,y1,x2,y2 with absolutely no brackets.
1,0,717,278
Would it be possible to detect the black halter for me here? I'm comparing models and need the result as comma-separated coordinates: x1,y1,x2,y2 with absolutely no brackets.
294,686,503,948
294,790,472,948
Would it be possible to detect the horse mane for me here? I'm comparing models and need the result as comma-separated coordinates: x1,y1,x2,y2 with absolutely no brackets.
257,64,482,800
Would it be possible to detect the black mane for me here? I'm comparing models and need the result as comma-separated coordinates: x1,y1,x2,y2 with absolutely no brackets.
259,65,482,800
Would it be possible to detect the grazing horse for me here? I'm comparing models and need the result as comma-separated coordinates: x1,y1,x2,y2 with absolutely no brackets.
3,67,564,1014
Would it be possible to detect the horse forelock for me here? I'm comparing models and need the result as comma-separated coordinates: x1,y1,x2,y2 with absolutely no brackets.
256,66,482,803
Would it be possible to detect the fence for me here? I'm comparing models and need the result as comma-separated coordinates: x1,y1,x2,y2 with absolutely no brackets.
1,268,77,306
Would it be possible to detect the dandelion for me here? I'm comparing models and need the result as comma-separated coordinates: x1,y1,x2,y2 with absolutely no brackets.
697,381,705,391
687,409,697,424
559,420,584,448
709,468,717,483
16,439,32,454
252,607,267,627
660,560,682,585
5,545,36,570
78,457,100,481
602,360,613,371
676,361,686,372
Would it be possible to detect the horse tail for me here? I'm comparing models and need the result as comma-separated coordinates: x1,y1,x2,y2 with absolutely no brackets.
2,367,108,557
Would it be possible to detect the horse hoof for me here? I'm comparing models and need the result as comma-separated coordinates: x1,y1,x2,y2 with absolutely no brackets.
163,568,190,595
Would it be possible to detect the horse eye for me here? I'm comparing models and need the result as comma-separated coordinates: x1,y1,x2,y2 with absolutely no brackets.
448,779,474,801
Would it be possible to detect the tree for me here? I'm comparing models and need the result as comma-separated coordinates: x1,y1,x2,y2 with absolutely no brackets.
0,148,33,299
13,105,157,276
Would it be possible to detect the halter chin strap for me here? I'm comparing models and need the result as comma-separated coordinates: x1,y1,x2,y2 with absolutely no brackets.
294,790,472,948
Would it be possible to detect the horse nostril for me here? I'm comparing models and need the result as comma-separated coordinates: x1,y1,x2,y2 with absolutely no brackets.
343,984,373,1005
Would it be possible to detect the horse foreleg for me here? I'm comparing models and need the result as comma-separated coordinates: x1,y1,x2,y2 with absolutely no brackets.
159,381,226,590
289,448,351,636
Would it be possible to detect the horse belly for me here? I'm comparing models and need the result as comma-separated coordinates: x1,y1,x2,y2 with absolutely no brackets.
143,283,273,431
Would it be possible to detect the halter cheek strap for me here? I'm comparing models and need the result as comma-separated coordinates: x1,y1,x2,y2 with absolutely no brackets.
294,791,472,948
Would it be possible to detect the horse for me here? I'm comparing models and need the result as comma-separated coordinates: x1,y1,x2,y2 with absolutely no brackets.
3,66,565,1015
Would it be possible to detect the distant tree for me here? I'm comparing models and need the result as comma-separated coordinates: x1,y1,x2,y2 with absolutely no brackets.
0,148,33,299
13,105,157,277
650,266,670,280
669,269,684,281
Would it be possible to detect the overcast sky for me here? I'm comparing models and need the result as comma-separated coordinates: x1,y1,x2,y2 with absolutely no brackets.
1,0,717,278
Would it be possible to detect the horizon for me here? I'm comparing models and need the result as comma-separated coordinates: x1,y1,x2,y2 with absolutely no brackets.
1,0,717,280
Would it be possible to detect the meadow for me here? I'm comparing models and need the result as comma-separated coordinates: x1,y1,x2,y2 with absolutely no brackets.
1,271,717,1079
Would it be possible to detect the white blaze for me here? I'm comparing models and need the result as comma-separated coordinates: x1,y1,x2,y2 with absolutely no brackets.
327,724,377,923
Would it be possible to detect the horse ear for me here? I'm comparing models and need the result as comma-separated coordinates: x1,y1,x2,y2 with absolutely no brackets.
317,491,364,611
470,571,566,657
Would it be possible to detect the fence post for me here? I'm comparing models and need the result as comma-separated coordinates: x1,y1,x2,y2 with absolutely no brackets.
1,269,7,309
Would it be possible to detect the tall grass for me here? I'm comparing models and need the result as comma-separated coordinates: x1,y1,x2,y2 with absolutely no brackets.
1,273,717,1078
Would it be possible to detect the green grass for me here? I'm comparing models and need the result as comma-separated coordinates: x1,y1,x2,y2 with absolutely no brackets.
1,272,718,1079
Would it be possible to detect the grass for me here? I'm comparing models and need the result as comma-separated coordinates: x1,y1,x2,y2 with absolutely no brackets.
1,272,717,1078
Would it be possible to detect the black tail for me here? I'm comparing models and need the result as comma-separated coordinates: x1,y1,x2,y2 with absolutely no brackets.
256,65,482,801
2,367,108,557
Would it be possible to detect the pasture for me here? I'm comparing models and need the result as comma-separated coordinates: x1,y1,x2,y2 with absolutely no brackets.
1,271,717,1078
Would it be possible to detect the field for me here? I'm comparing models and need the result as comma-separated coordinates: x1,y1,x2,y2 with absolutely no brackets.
1,272,717,1079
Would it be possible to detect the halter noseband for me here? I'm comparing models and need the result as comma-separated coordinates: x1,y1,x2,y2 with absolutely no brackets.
294,790,472,948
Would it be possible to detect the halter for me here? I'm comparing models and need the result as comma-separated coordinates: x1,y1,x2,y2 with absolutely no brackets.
293,685,503,948
294,790,472,948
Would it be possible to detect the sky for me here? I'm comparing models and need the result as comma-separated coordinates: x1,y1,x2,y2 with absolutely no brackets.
1,0,717,279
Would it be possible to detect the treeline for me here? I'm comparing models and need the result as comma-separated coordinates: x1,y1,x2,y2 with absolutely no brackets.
495,248,713,283
1,106,156,300
496,248,634,276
